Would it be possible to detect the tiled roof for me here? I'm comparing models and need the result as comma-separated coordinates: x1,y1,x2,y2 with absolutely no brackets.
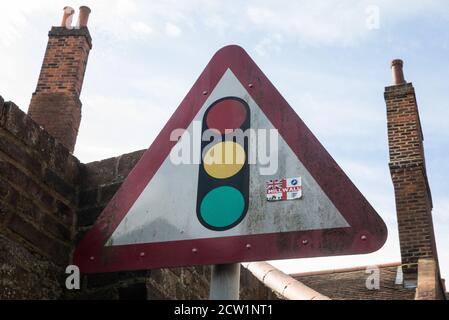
292,263,416,300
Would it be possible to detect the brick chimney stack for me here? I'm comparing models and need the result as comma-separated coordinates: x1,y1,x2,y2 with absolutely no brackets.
384,60,438,276
28,6,92,153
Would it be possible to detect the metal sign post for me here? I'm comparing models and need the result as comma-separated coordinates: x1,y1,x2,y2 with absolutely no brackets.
209,264,240,300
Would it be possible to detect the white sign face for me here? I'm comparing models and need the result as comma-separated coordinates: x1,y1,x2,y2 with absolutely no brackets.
107,70,349,246
266,177,303,202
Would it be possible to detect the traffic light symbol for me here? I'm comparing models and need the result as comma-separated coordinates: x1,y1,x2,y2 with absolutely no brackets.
197,97,250,231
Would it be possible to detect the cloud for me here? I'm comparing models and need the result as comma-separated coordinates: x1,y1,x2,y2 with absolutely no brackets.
432,200,449,284
0,8,26,47
76,93,172,162
247,2,370,47
165,22,182,37
204,14,228,35
116,0,138,16
2,1,446,50
255,34,283,57
130,21,153,36
0,1,59,47
246,0,448,48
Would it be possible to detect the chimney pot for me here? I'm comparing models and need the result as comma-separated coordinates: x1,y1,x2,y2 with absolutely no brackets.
391,59,406,85
77,6,91,28
61,6,75,29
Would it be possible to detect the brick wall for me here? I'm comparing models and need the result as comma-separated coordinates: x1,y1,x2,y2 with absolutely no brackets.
28,27,92,153
385,83,438,274
76,150,276,300
0,98,79,299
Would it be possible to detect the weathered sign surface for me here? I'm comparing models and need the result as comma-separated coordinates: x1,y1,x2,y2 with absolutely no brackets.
74,45,387,273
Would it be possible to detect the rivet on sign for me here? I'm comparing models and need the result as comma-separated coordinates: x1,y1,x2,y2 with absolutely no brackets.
248,83,254,88
192,248,198,254
89,256,95,261
246,244,252,249
202,91,208,96
361,235,368,241
302,240,309,245
140,252,145,257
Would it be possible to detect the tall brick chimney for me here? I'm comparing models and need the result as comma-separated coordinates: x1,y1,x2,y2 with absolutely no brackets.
28,6,92,153
384,60,438,276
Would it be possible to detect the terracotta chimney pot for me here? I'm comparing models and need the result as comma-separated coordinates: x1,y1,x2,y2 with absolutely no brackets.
61,6,75,29
391,59,406,85
77,6,91,28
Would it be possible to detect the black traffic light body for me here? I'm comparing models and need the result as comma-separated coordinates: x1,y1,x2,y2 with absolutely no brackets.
196,97,251,231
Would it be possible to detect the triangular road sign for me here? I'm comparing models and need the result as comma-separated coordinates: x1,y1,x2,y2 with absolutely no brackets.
75,46,387,273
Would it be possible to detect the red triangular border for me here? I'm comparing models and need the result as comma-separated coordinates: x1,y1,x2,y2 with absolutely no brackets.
74,46,387,273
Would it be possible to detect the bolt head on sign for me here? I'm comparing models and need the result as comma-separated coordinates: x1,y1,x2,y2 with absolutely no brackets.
74,45,387,273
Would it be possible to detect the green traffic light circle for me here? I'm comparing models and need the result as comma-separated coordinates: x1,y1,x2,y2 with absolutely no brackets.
199,186,245,230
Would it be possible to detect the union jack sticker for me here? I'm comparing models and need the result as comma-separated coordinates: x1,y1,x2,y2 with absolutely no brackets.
266,177,303,202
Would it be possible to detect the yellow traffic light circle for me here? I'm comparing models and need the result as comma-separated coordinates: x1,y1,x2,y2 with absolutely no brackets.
203,141,246,179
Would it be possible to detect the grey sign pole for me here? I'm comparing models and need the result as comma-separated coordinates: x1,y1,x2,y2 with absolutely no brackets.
209,264,241,300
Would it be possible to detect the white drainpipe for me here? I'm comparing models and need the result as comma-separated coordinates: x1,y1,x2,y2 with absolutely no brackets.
242,262,331,300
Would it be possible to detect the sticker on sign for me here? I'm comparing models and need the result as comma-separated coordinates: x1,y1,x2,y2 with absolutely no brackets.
266,177,303,202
